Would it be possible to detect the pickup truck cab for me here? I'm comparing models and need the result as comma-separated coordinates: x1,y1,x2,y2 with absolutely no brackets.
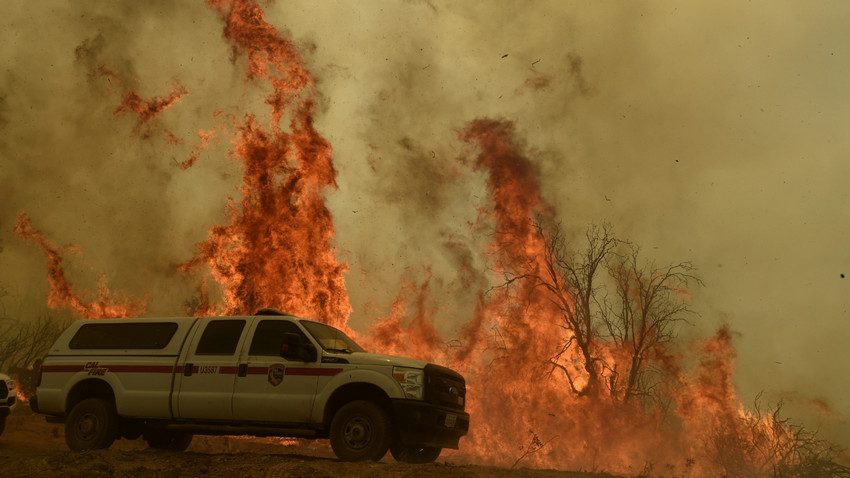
32,309,469,462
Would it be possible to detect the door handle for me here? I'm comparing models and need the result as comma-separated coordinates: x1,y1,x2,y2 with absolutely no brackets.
184,363,193,376
237,363,248,377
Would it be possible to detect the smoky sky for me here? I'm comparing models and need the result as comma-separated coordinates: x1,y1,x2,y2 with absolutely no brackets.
1,0,848,448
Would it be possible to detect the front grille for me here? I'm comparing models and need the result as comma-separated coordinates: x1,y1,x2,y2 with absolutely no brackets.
0,381,7,401
423,364,466,411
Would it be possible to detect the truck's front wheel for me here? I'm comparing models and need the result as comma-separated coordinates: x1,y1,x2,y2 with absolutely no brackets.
65,398,118,451
390,444,442,464
330,400,391,461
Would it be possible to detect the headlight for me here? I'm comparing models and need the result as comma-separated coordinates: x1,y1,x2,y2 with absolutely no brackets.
393,367,424,400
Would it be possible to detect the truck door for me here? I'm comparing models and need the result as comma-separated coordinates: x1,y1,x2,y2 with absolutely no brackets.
174,318,249,420
231,318,321,424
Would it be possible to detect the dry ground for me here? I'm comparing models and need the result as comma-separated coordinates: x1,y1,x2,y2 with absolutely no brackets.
0,405,622,478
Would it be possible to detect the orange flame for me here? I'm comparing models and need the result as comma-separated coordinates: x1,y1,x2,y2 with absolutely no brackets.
181,124,227,170
13,213,145,319
179,0,350,331
361,120,744,475
113,80,188,129
95,65,187,140
15,382,30,403
14,381,28,404
15,2,832,476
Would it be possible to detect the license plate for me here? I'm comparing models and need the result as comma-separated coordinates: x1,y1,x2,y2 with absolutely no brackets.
444,413,457,428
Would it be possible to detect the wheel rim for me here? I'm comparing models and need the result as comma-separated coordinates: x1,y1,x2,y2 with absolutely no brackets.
76,412,98,441
342,416,372,450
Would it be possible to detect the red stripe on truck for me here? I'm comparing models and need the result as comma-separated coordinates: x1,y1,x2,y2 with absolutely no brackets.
286,367,343,377
106,365,174,373
41,364,177,374
42,365,176,373
42,364,344,376
223,366,342,376
41,365,85,373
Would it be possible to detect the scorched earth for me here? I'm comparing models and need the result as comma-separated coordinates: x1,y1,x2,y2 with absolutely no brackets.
0,406,621,478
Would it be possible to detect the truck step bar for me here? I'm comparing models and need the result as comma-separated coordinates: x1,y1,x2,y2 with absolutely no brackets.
162,423,320,439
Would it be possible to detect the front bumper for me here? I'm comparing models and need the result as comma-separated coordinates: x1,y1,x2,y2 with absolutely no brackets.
391,399,469,449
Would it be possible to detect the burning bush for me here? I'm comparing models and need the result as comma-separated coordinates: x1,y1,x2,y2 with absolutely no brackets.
0,312,67,400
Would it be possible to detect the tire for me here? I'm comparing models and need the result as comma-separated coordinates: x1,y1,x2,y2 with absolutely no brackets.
65,398,118,451
144,429,193,451
390,443,442,464
329,400,392,462
119,419,144,440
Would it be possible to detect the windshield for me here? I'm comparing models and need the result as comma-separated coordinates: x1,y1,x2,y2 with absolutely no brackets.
300,320,366,353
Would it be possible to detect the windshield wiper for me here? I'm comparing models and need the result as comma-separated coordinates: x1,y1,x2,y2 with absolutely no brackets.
325,347,352,354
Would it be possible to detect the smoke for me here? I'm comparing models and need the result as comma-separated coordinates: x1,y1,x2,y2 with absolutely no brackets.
0,1,240,316
2,0,849,456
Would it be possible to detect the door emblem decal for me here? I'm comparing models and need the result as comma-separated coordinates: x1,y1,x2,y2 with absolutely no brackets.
268,364,284,386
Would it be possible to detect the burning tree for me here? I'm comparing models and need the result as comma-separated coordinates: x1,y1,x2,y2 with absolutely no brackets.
526,221,620,399
497,219,701,405
602,241,701,404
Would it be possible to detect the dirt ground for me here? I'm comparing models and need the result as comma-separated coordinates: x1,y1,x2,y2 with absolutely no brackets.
0,405,622,478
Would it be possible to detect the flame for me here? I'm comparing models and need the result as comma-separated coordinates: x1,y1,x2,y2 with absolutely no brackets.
181,123,226,170
93,64,187,140
15,1,841,476
177,0,351,332
113,80,188,130
13,213,146,319
15,381,28,404
360,120,752,475
368,270,444,363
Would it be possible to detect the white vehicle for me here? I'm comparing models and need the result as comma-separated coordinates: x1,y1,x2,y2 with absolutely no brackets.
31,309,469,462
0,372,16,437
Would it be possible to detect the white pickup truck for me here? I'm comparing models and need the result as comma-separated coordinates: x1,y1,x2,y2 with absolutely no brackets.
31,309,469,463
0,372,16,437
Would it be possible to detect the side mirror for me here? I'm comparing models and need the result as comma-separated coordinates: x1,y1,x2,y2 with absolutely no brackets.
280,332,317,362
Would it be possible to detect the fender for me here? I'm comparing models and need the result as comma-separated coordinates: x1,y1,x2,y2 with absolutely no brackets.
311,367,404,423
63,372,123,412
36,364,121,415
45,359,176,418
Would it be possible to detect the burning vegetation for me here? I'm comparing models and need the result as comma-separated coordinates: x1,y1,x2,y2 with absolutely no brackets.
4,0,849,477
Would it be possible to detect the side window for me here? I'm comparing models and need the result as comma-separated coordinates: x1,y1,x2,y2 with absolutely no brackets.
248,320,307,356
69,322,178,349
196,320,246,355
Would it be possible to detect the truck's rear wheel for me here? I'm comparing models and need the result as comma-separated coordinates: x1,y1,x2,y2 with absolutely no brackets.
144,430,193,451
390,443,442,464
65,398,118,450
330,400,391,461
